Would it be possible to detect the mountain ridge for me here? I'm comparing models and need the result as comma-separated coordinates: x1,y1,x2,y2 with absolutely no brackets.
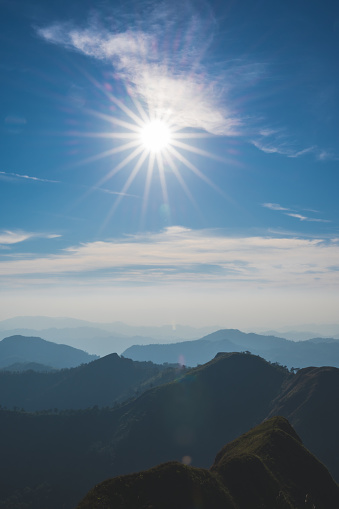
123,328,339,368
77,416,339,509
0,350,185,411
1,352,339,508
0,335,98,369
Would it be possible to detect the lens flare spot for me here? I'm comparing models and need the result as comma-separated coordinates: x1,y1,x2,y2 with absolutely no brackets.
178,354,186,367
182,455,192,465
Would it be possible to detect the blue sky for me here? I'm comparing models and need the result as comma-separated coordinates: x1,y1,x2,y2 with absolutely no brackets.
1,0,339,328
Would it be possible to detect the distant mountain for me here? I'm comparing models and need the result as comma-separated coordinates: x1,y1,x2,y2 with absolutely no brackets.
1,352,339,509
0,316,218,341
308,336,339,344
261,329,326,341
0,328,158,356
0,316,92,330
0,335,98,369
1,362,55,372
77,416,339,509
261,323,339,339
0,326,114,342
100,321,218,340
123,328,339,368
0,353,185,411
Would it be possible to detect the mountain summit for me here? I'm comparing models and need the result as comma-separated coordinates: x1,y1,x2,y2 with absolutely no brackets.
0,335,98,369
77,416,339,509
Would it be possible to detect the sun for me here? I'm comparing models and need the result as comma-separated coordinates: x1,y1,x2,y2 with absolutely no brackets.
74,91,223,227
140,119,171,153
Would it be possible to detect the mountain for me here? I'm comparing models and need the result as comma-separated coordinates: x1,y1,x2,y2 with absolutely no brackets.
1,362,55,372
0,316,218,341
261,323,339,338
123,328,339,368
0,353,184,411
262,329,327,341
0,316,92,330
0,353,290,509
0,327,160,356
268,365,339,482
1,352,339,509
77,416,339,509
0,335,98,369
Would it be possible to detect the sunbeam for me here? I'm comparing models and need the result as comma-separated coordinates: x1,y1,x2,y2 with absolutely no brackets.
70,84,227,225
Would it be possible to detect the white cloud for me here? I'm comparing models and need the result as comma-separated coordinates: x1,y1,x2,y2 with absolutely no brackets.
317,150,338,161
285,213,330,223
262,202,330,223
1,227,338,290
36,9,338,160
0,171,59,183
252,139,315,158
253,131,338,161
0,231,34,245
262,203,291,212
288,146,316,158
0,230,61,245
36,16,245,136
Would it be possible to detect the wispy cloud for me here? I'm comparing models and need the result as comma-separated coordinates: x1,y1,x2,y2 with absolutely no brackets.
285,213,330,223
253,129,338,161
0,171,59,183
36,7,338,160
288,147,316,158
0,230,61,245
1,227,338,290
252,139,316,159
92,187,139,198
35,8,256,136
317,150,338,161
262,203,330,223
0,231,34,245
262,203,291,212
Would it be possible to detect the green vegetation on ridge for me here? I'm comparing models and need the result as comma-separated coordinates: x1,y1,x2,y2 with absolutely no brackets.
77,416,339,509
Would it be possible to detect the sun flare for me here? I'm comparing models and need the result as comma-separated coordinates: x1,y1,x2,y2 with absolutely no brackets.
75,89,223,227
140,120,171,153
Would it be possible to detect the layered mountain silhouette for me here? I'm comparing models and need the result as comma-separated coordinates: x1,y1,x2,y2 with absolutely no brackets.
0,352,184,411
0,352,339,509
123,328,339,368
1,361,56,372
0,335,98,369
0,327,162,356
77,416,339,509
0,316,217,352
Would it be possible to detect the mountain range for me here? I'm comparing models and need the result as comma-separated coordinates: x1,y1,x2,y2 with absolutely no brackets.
0,345,184,411
0,316,218,354
123,328,339,368
2,316,339,357
0,335,98,369
1,352,339,508
77,416,339,509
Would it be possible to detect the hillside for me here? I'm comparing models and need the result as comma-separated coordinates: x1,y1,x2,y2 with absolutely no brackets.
77,416,339,509
123,328,339,368
0,353,184,411
0,353,338,509
0,353,289,509
0,335,98,369
268,365,339,481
